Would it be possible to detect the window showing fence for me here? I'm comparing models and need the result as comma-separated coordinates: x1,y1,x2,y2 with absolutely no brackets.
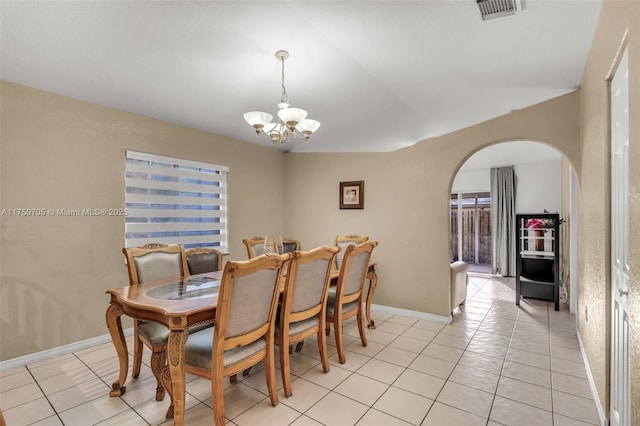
450,192,491,267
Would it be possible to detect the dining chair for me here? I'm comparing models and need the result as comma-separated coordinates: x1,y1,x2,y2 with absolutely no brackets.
185,247,223,274
281,238,301,254
122,244,189,400
277,246,339,397
243,236,273,258
326,240,378,364
167,252,290,425
333,234,369,270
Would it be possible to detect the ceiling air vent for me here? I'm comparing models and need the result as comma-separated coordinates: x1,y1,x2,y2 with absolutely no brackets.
476,0,522,21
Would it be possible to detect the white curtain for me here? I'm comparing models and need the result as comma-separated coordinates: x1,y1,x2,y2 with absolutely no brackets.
491,166,517,276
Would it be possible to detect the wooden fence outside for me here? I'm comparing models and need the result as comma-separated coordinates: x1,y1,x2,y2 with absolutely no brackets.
451,207,491,264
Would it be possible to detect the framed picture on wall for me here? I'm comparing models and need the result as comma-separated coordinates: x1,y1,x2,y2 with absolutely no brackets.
340,181,364,209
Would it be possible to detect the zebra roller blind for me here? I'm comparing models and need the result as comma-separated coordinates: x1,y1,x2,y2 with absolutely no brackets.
125,150,228,252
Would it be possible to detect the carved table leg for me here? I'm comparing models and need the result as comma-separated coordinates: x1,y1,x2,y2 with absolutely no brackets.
105,303,129,396
151,350,166,401
365,268,378,329
165,329,188,425
162,364,174,419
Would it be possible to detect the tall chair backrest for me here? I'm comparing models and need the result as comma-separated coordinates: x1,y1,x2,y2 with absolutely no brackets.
185,247,223,274
333,234,369,270
334,241,378,302
281,238,301,254
215,253,289,347
242,236,278,258
282,246,339,325
123,244,188,285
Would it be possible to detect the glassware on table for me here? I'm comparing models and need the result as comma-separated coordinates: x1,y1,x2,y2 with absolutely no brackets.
264,235,283,255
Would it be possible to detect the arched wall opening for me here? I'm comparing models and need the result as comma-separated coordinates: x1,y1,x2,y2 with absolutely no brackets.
449,139,580,314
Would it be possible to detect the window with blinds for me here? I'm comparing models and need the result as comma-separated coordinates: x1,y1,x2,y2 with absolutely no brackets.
125,150,228,252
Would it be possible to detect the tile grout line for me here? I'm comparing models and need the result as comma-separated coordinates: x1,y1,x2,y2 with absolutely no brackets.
23,362,65,425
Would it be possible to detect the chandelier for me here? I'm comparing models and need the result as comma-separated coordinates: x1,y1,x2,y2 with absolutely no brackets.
243,50,321,144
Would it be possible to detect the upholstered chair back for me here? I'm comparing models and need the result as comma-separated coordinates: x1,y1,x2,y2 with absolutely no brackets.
290,255,332,313
281,239,301,255
342,249,372,297
334,235,369,270
186,248,223,274
123,244,188,285
243,236,270,258
226,268,281,338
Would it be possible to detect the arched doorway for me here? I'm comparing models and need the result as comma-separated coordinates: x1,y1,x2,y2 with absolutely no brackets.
451,140,579,313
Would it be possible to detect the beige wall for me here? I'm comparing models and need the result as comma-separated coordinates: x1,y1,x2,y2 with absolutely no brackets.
578,0,639,421
285,91,581,318
0,81,286,361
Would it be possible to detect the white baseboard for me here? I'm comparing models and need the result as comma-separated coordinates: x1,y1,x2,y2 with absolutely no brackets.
371,304,452,324
0,328,133,373
576,329,610,426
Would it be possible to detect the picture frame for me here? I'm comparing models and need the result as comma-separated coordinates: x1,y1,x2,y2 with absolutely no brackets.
339,180,364,209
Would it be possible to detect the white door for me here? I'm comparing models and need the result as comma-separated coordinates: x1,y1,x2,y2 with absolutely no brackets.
610,47,630,426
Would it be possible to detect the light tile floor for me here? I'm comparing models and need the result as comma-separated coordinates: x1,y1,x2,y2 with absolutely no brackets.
0,276,601,425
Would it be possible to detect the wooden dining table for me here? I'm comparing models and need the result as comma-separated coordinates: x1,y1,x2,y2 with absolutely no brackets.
105,263,377,426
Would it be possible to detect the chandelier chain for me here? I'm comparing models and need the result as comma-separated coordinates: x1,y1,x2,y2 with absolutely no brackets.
280,56,289,104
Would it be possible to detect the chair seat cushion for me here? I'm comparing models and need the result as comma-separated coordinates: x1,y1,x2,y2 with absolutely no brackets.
326,291,358,318
137,321,170,346
138,321,213,346
184,327,267,371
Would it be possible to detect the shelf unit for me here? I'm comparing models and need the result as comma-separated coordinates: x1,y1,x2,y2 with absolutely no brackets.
515,213,560,311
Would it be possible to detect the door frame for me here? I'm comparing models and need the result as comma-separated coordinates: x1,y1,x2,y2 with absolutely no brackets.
608,40,630,426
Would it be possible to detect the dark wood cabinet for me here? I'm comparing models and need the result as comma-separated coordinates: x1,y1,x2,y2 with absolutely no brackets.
515,213,560,311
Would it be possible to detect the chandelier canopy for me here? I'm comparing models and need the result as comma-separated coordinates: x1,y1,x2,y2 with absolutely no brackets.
243,50,320,144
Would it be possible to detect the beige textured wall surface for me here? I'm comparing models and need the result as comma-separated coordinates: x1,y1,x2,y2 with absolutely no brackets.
285,91,581,318
578,0,639,421
0,81,285,361
561,157,571,300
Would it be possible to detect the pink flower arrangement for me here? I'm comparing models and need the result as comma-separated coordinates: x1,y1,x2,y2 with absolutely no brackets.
526,218,546,229
526,218,554,229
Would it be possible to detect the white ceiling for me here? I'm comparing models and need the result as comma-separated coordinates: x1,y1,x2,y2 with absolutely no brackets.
0,1,602,153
